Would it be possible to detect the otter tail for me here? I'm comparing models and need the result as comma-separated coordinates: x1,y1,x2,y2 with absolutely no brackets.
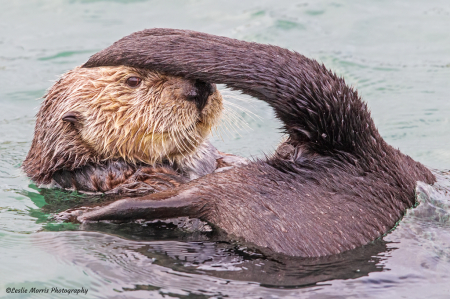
83,29,381,157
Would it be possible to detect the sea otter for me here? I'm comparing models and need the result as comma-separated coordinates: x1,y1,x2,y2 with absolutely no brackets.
28,29,435,257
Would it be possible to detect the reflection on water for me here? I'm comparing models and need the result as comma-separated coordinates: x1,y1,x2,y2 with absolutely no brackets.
1,0,450,298
30,229,390,295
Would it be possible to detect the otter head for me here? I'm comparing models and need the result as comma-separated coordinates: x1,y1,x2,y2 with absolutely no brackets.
23,66,223,184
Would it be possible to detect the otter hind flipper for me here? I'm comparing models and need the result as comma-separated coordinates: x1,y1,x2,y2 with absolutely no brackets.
83,29,380,158
55,188,206,223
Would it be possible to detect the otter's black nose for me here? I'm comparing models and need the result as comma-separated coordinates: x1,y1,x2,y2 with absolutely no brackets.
185,80,215,112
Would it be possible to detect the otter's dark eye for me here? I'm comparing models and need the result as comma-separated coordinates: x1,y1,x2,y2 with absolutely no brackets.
126,77,142,88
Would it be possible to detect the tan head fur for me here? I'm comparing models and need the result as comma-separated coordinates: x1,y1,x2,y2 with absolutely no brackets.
23,66,223,184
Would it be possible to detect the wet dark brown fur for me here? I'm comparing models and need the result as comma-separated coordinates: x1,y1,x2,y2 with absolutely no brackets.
53,160,187,195
55,29,435,257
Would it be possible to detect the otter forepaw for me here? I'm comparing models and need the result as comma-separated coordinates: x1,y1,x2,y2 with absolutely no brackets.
53,206,100,223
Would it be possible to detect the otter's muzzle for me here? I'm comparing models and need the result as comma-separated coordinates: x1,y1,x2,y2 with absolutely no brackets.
185,80,216,112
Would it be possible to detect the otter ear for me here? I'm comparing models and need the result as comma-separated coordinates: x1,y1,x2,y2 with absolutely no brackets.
62,111,80,124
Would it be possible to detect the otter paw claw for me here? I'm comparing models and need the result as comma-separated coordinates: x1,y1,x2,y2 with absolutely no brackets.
53,207,91,223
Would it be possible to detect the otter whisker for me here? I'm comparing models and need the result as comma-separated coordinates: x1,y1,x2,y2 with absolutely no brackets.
174,122,194,154
209,97,255,140
222,105,251,133
222,98,255,124
169,116,192,156
183,122,201,146
175,121,193,152
168,129,185,159
222,99,261,124
175,132,189,155
216,113,240,139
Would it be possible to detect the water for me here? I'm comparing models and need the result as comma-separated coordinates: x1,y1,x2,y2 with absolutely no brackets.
1,0,450,298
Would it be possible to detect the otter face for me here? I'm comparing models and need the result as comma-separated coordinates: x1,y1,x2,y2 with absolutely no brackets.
23,66,223,184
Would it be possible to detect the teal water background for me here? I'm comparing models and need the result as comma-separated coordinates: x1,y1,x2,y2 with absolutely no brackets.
1,0,450,298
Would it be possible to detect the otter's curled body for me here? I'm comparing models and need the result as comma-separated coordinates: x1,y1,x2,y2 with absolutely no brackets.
56,29,434,257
